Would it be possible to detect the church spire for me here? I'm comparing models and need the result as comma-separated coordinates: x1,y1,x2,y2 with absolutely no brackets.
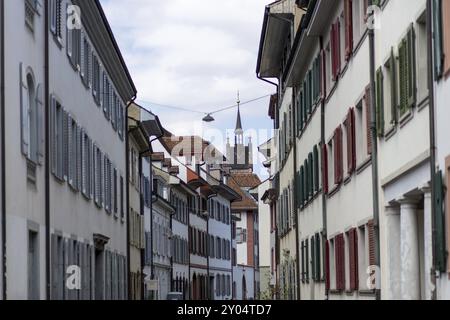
235,91,243,135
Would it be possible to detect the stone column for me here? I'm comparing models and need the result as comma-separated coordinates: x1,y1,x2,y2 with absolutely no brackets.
385,205,401,300
421,184,433,300
399,198,420,300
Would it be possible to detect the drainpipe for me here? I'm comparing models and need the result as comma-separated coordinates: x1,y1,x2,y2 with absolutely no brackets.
0,0,6,301
426,0,438,301
125,95,137,300
148,133,163,299
368,0,381,300
291,87,301,301
44,0,51,301
319,36,329,301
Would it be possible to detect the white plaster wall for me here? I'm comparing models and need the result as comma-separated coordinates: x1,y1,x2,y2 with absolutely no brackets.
258,180,271,268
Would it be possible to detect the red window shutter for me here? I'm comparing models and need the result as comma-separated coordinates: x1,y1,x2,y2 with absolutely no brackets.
338,126,343,183
354,228,359,290
340,235,345,291
368,220,376,266
347,108,356,175
443,0,450,75
349,228,358,291
322,49,327,95
333,130,339,185
336,20,341,76
365,86,373,155
350,108,356,172
334,238,339,290
344,0,353,60
322,143,329,194
325,240,330,291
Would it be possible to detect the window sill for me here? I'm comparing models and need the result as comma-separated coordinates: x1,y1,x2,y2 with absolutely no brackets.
356,157,372,176
359,289,376,297
325,82,338,104
327,184,342,199
399,110,414,128
417,95,429,113
329,289,343,295
300,190,322,211
52,34,63,50
297,102,321,139
383,124,397,142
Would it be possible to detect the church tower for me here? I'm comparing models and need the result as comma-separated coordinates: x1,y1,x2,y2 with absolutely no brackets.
226,92,254,172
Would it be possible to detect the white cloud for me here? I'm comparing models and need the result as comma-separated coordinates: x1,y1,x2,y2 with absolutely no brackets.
101,0,274,176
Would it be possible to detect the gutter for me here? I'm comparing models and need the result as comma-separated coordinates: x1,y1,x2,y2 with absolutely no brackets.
319,36,328,301
0,0,5,300
368,0,381,300
44,0,51,301
291,87,301,300
426,0,437,300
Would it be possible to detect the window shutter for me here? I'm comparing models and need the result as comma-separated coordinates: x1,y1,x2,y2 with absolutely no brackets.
63,111,69,181
347,108,356,174
315,233,321,281
406,26,416,109
368,220,376,267
36,84,45,165
325,240,330,291
434,170,446,272
365,86,372,155
399,38,408,116
50,96,56,175
321,144,328,194
336,20,341,76
308,152,314,196
433,0,444,78
301,241,305,282
344,0,353,60
76,125,82,191
389,48,398,124
19,63,30,157
313,146,320,193
349,228,356,291
442,0,450,75
376,67,384,136
311,236,316,282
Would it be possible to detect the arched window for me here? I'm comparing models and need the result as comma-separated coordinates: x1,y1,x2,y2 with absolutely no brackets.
20,64,43,167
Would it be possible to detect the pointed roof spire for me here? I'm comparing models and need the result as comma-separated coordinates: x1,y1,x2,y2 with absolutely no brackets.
235,91,243,134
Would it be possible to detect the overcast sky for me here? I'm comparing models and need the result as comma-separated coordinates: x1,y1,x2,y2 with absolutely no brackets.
101,0,275,176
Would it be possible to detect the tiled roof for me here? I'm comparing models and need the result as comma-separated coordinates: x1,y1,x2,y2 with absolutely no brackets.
229,172,261,189
227,176,258,211
160,129,223,161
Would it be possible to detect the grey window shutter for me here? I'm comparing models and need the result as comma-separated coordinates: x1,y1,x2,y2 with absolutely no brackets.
35,84,44,165
50,96,56,175
81,130,86,195
63,111,69,181
67,115,73,186
76,125,82,191
51,234,57,300
19,63,30,157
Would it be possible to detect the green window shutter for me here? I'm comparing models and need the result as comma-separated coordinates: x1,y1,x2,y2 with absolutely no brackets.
376,67,384,136
407,26,416,109
433,0,444,79
315,233,321,281
306,239,310,281
313,146,320,193
310,154,314,196
389,48,398,124
304,159,309,200
311,236,316,283
399,38,408,117
434,170,447,272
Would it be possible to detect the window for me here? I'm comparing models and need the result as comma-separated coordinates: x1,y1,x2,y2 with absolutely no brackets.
358,225,368,289
25,0,39,31
94,145,103,208
103,74,111,120
347,228,359,291
81,34,91,88
81,130,92,199
67,21,81,70
381,49,398,131
441,0,450,76
344,0,353,60
21,66,44,167
51,96,64,180
50,0,63,39
92,54,101,105
416,14,428,103
330,19,341,81
344,108,356,175
28,230,39,300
